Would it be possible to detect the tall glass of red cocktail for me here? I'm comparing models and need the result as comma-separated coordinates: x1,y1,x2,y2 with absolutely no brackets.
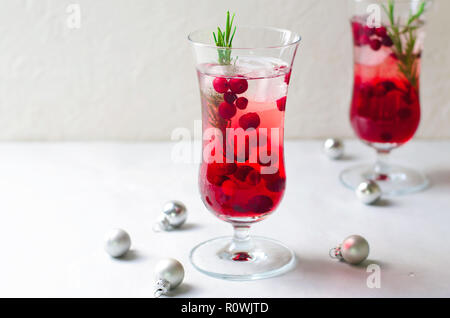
341,0,431,195
189,21,300,280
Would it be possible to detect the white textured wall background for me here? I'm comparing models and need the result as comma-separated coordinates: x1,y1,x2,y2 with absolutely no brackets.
0,0,449,141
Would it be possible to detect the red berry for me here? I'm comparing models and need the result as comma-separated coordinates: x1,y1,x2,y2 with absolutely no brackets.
374,81,396,97
223,92,237,104
239,112,261,130
229,78,248,94
352,22,364,43
213,77,229,93
207,163,234,185
231,203,247,213
246,170,261,186
235,97,248,110
247,195,273,213
352,22,373,46
222,162,238,175
370,39,382,51
382,35,393,47
261,172,285,191
265,176,286,193
277,96,287,111
215,190,230,205
352,21,363,35
359,34,370,46
364,25,376,36
234,165,254,182
221,180,237,196
218,102,237,119
374,83,387,97
207,174,229,186
398,107,412,119
382,81,396,92
358,83,373,98
261,172,281,182
375,26,387,38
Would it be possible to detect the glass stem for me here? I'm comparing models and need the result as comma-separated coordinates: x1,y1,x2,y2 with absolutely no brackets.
225,225,254,261
232,225,251,244
374,149,391,179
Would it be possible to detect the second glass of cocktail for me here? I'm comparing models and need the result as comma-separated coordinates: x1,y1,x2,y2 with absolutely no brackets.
341,0,431,195
189,14,300,280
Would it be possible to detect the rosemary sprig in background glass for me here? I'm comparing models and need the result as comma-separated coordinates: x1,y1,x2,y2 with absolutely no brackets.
382,0,427,88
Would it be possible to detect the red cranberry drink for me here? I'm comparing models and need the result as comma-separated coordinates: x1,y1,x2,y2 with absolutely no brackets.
190,14,300,280
340,0,430,196
197,57,290,222
350,17,421,145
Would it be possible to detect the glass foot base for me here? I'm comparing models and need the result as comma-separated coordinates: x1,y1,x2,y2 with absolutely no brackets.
340,164,429,196
190,236,296,281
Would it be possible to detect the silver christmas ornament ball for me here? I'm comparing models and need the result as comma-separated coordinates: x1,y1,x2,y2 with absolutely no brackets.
154,258,185,297
341,235,370,264
323,138,344,160
356,180,382,205
154,201,187,231
331,235,370,265
104,228,131,258
163,201,187,228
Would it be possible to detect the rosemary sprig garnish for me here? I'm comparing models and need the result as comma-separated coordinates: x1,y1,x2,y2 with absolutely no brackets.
213,11,237,65
201,91,231,129
382,0,427,88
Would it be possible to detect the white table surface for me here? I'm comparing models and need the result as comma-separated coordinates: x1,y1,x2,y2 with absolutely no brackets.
0,140,449,298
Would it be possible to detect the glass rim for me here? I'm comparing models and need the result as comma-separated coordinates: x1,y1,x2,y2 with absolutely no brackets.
187,25,301,50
